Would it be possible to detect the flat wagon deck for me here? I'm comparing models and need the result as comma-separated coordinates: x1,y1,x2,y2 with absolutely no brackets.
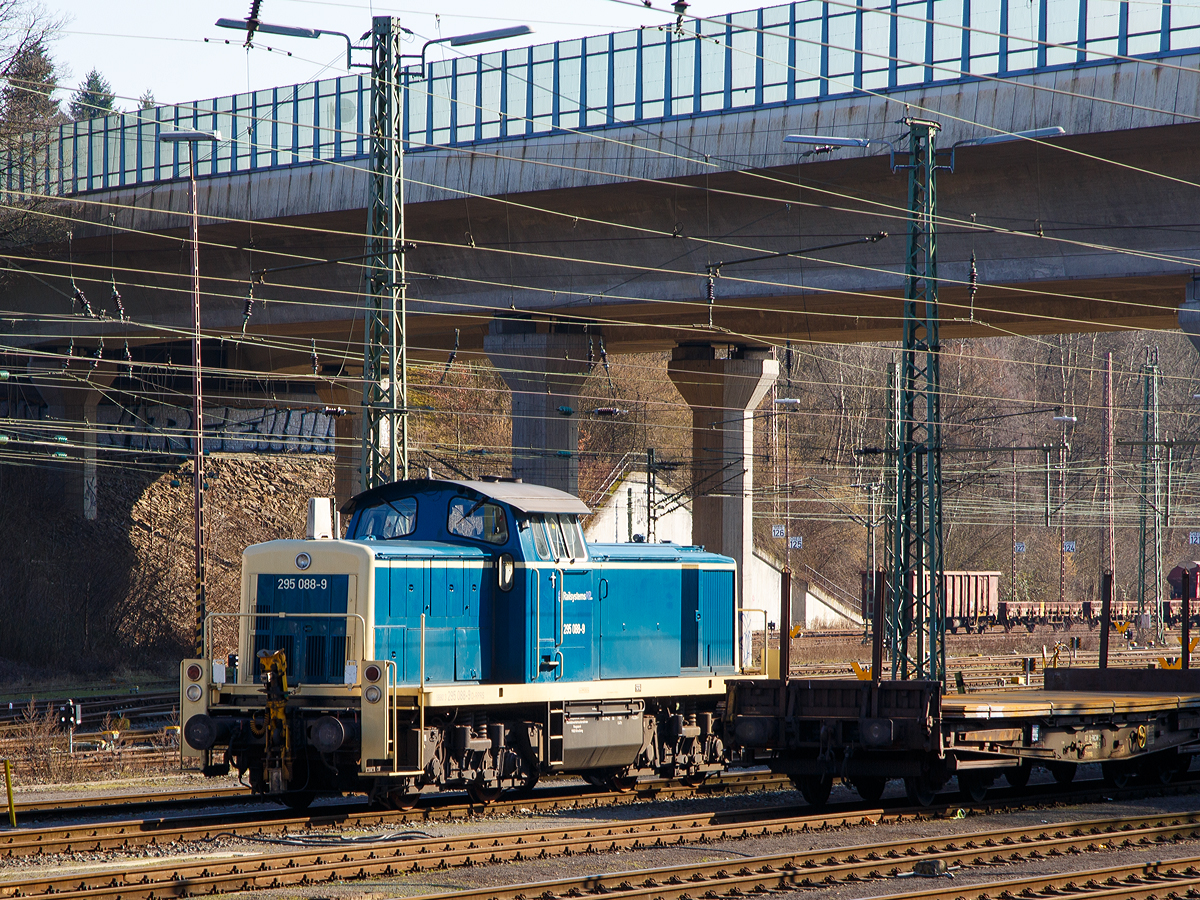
726,668,1200,805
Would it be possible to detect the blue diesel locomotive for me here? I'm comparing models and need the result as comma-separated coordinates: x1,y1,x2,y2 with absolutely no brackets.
181,477,742,807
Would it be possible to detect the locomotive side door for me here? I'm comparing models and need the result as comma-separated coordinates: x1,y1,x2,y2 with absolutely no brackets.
547,514,594,682
527,514,594,681
526,517,560,681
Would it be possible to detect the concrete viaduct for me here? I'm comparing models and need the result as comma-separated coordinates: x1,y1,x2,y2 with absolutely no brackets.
4,1,1200,594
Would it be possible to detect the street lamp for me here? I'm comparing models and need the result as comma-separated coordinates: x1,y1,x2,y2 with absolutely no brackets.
216,17,362,69
159,127,222,659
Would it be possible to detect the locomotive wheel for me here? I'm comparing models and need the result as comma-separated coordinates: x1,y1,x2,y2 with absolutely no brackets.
681,772,710,789
958,771,992,803
1005,761,1032,789
513,772,540,796
609,774,639,793
791,774,832,808
851,776,887,804
467,782,503,805
904,775,938,807
387,789,420,810
1047,761,1076,785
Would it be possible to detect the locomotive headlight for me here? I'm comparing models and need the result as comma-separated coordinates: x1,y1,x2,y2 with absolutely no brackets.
364,685,382,703
185,684,204,702
498,552,515,592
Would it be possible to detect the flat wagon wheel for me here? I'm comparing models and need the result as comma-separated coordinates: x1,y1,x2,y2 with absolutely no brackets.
904,775,939,807
280,789,316,810
1101,760,1133,789
791,773,832,808
851,776,887,804
957,771,992,803
1005,761,1032,789
1047,761,1076,785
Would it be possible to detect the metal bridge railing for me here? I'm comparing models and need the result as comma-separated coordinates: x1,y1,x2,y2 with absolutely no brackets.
4,0,1197,197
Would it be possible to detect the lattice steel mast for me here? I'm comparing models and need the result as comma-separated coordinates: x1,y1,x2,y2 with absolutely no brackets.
362,15,409,490
888,119,946,685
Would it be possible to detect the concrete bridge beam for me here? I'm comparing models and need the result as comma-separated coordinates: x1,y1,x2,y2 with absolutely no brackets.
484,320,593,495
668,344,778,608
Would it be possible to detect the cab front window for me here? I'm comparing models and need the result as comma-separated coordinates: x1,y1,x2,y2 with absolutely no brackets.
448,498,509,544
351,497,417,540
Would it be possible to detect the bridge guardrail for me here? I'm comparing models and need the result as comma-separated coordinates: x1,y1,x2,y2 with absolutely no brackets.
3,0,1195,198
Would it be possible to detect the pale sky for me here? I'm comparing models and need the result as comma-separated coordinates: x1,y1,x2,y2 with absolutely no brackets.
48,0,684,110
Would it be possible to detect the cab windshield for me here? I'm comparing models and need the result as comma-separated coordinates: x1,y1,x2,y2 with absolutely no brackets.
351,497,417,540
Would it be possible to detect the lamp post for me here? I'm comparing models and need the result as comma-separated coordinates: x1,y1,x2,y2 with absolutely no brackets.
159,128,222,659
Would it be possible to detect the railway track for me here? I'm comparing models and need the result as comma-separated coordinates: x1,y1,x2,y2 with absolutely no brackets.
5,783,1200,899
0,772,792,855
874,853,1200,900
9,784,251,816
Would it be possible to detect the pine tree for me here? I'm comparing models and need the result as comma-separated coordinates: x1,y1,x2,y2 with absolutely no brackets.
68,68,115,120
138,89,155,110
0,40,60,130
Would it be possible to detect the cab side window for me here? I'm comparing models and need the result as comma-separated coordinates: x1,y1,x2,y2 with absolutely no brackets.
527,516,552,559
560,514,587,560
448,498,509,544
544,514,567,558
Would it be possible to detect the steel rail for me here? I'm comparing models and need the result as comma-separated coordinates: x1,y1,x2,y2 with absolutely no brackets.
0,773,791,856
870,852,1200,900
9,784,249,815
6,798,1200,899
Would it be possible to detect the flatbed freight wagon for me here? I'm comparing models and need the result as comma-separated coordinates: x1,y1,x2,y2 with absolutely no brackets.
725,667,1200,805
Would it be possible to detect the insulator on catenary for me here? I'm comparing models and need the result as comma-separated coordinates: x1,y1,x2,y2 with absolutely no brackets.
969,251,978,301
438,328,460,385
61,338,74,372
241,287,254,335
73,285,95,318
311,339,319,376
111,282,126,321
123,341,133,379
90,338,103,370
599,336,615,395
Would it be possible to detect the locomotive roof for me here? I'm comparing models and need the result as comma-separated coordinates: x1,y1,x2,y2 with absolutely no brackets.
343,477,590,516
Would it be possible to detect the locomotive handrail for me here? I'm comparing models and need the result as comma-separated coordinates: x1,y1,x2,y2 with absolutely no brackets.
384,660,398,770
418,613,426,770
202,612,368,682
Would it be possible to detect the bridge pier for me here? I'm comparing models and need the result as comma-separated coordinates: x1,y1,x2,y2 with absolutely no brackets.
37,366,117,521
316,384,362,513
484,320,592,495
668,344,778,606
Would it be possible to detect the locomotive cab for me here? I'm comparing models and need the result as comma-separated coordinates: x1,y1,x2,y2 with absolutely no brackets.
181,478,742,808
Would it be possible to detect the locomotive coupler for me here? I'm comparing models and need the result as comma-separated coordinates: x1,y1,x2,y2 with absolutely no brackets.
257,649,293,793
